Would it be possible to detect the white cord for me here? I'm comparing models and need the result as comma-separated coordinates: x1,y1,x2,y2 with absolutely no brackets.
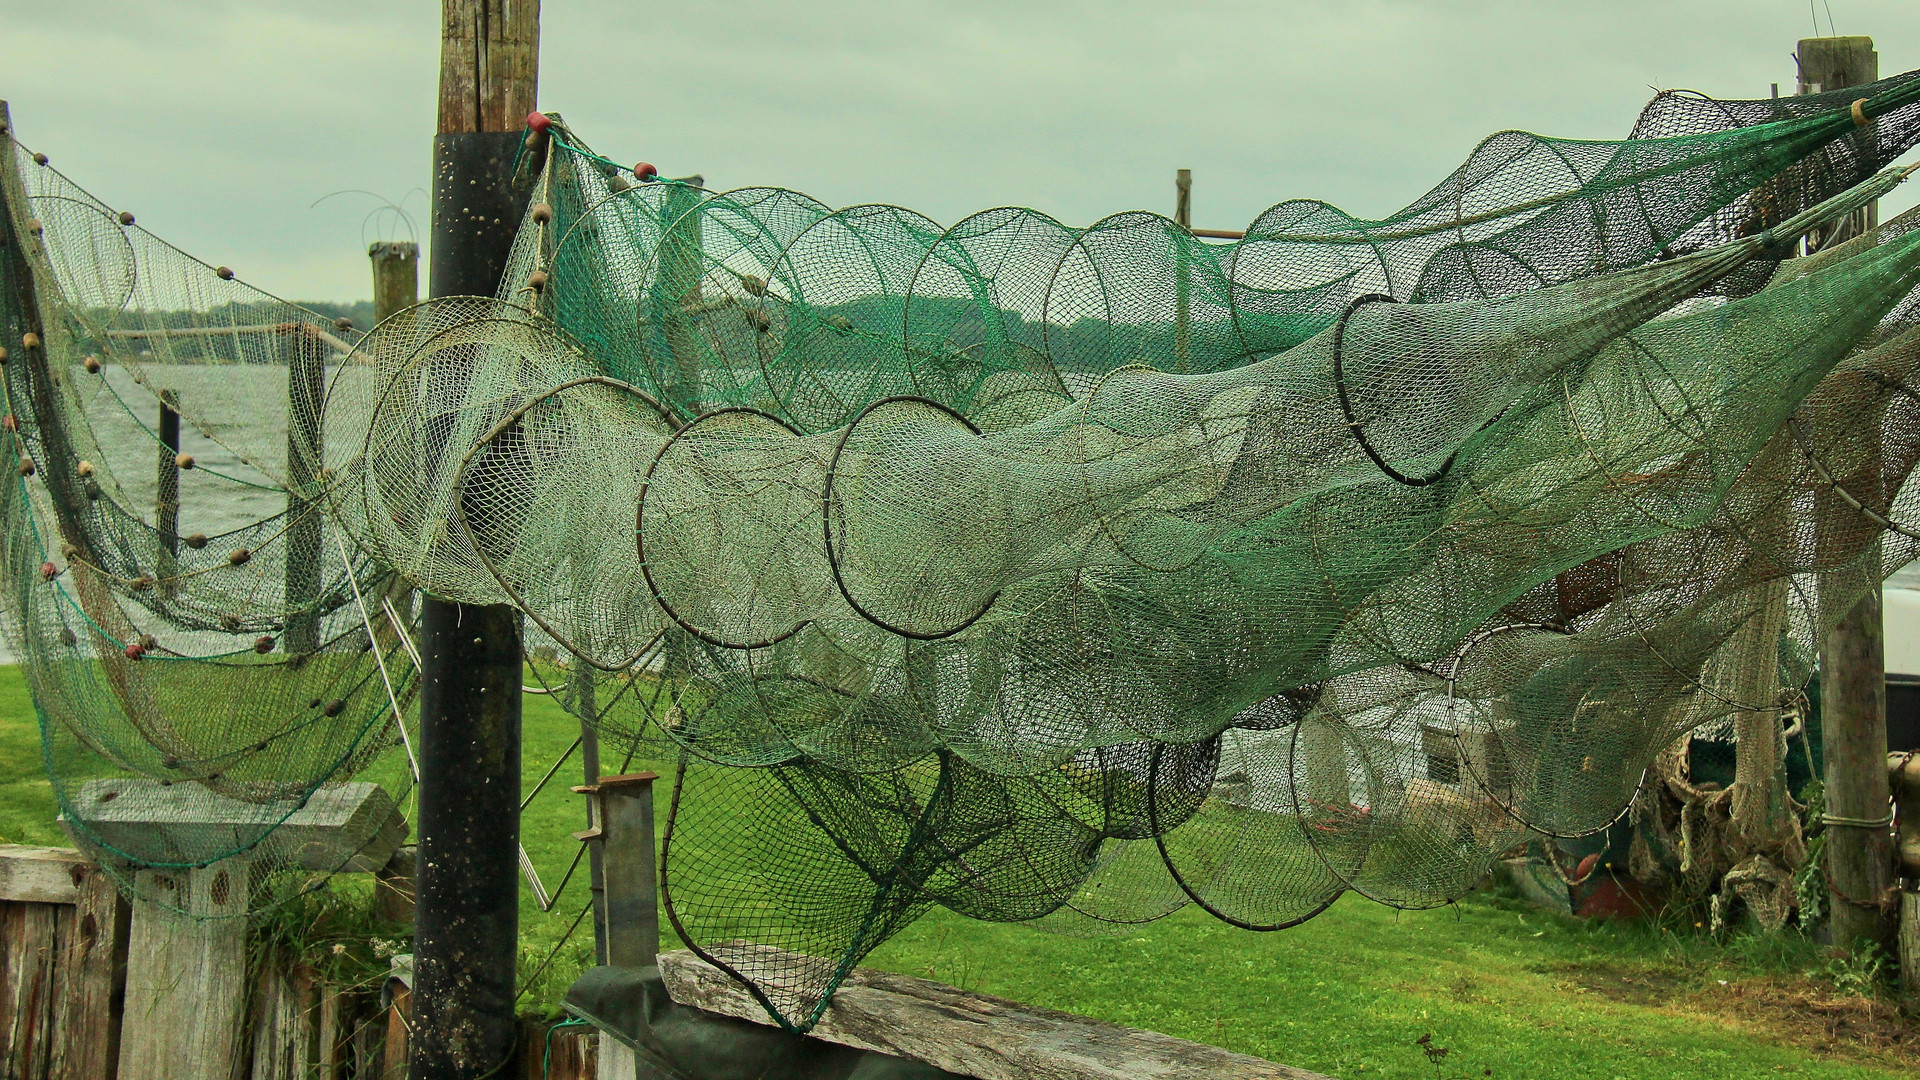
335,529,419,781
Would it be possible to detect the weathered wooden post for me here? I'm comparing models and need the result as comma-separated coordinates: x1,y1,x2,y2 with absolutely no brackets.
410,2,538,1076
156,388,181,598
1802,34,1897,954
371,241,420,324
1174,169,1191,374
283,324,326,654
571,663,609,963
572,772,658,1078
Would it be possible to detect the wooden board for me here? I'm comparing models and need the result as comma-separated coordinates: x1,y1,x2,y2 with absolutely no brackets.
0,846,91,905
64,780,407,872
47,859,128,1080
659,946,1333,1080
2,901,60,1078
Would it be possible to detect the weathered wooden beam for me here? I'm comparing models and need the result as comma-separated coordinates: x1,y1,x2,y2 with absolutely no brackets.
658,947,1334,1080
63,779,407,872
0,845,90,905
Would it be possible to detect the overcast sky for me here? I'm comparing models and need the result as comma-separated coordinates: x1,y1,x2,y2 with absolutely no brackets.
4,1,1916,302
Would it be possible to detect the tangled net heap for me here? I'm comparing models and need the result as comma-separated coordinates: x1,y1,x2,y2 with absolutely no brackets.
8,75,1920,1030
333,83,1920,1028
0,125,416,902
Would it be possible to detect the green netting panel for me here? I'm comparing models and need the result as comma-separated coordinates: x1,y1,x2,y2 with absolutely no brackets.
516,79,1920,434
323,107,1920,1025
0,135,416,911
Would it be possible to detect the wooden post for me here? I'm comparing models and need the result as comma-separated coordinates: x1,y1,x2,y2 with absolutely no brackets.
413,2,538,1077
658,182,705,413
283,326,326,654
594,773,658,969
571,664,608,965
118,862,252,1080
1174,169,1192,375
156,389,181,600
1803,34,1897,954
371,241,420,325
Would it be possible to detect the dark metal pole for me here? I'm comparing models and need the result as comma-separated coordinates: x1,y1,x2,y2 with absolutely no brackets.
410,2,539,1077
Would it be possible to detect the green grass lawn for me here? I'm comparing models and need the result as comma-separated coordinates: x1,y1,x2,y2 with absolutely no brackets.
3,664,1913,1079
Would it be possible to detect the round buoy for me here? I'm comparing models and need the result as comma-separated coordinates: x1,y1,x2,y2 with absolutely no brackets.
215,266,234,280
228,547,252,566
83,355,101,373
526,111,552,135
335,317,354,332
39,561,58,580
18,456,35,477
3,415,18,432
124,642,145,660
0,346,9,364
175,453,195,470
527,269,549,292
323,699,346,717
32,152,48,166
77,460,94,477
131,574,155,592
184,533,208,549
26,218,42,236
22,332,40,349
634,161,659,183
254,635,275,654
117,211,135,226
531,202,553,224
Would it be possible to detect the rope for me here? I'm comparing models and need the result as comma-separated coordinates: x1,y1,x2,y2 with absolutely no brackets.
543,1018,592,1079
335,527,418,781
1820,810,1895,829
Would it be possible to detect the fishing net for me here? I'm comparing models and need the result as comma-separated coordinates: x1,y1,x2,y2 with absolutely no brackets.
8,71,1920,1028
312,81,1920,1027
0,122,417,914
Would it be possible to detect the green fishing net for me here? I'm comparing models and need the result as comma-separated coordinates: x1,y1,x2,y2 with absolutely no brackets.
7,73,1920,1034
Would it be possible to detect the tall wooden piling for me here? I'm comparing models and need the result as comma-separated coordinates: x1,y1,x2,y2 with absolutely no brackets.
1802,34,1897,954
411,2,538,1077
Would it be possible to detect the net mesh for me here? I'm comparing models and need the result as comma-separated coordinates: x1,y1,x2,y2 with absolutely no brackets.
7,76,1920,1030
0,127,416,911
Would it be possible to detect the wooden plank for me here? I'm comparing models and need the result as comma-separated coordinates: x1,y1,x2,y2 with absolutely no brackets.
118,865,251,1080
1901,890,1919,999
47,858,128,1080
2,902,61,1079
659,947,1333,1080
65,780,407,872
0,846,90,905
